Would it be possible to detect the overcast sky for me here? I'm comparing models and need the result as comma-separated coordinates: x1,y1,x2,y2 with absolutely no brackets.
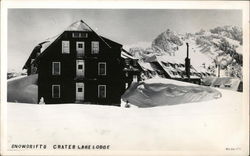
8,9,242,72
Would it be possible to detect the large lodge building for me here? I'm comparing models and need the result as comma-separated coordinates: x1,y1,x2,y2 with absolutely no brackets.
23,20,140,106
22,20,241,105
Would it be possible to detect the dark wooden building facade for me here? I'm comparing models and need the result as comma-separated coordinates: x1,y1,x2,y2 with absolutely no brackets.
23,20,138,106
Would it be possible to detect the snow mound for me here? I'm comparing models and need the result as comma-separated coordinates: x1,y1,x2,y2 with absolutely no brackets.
7,74,38,104
122,78,221,108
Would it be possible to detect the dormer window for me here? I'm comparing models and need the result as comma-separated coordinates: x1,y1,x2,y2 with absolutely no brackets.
72,32,88,38
91,41,99,54
133,60,137,66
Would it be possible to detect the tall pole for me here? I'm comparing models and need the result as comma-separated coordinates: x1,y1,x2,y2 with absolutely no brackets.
185,43,190,81
216,57,220,77
218,64,220,77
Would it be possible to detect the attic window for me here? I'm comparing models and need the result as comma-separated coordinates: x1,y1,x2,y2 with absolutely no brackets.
173,72,177,75
224,84,231,88
72,32,88,38
162,62,169,67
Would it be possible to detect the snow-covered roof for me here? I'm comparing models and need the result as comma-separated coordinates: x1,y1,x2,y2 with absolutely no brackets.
66,20,92,32
156,55,184,64
121,51,136,59
40,35,59,53
40,20,93,53
26,20,123,67
138,61,155,71
144,55,204,79
202,77,242,91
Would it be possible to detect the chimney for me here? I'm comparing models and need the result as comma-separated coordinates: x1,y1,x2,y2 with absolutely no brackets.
185,43,190,80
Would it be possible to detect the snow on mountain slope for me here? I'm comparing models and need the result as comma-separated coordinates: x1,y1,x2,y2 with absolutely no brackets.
127,25,242,78
123,41,151,51
170,38,214,69
152,29,183,54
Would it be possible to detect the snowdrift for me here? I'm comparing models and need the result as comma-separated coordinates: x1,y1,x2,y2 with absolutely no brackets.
122,78,222,108
6,87,244,152
7,74,38,104
6,78,244,153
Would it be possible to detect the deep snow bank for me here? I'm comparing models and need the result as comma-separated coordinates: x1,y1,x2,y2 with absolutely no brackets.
6,88,244,152
6,78,244,153
7,74,38,103
122,78,222,108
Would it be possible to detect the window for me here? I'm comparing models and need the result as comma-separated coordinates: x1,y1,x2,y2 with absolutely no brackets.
76,83,84,101
98,85,106,98
76,42,84,58
62,41,70,54
52,62,60,75
78,64,83,69
76,60,84,77
98,62,106,75
162,62,169,67
225,84,231,88
133,75,138,82
72,32,88,38
78,43,83,48
125,59,130,66
52,85,60,98
133,60,137,66
125,83,128,89
91,41,99,54
31,59,35,63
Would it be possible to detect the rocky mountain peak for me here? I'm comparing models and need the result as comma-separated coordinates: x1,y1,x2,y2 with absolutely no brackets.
152,29,183,55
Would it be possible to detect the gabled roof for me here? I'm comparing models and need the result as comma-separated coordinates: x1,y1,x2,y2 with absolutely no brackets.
137,61,155,71
25,20,122,67
40,20,94,53
143,55,203,79
121,49,136,59
66,20,92,31
202,77,242,91
39,20,112,54
100,36,122,48
22,44,42,69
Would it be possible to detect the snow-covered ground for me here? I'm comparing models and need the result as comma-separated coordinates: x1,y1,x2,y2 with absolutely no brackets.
7,74,38,103
6,77,247,155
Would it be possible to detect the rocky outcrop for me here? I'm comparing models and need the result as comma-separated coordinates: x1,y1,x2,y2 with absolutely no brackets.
152,29,183,54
